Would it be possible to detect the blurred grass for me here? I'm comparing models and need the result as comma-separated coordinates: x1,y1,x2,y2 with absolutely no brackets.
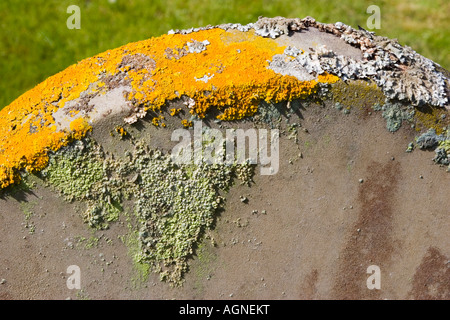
1,0,448,109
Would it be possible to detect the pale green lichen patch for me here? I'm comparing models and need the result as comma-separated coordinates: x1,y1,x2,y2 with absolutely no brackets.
40,140,126,229
438,130,450,153
373,101,415,132
119,228,152,288
128,140,253,285
19,201,36,234
40,136,254,286
42,145,104,201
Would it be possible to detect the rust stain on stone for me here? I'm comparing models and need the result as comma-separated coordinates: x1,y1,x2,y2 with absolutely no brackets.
299,269,319,299
408,247,450,300
333,160,401,299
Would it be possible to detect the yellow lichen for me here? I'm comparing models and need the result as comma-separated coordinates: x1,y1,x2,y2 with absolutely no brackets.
170,108,182,116
181,119,193,128
0,27,340,189
70,118,92,139
123,29,339,121
318,73,339,84
152,116,161,127
115,125,128,137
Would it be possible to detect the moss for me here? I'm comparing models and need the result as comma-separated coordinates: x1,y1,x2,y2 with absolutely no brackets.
330,79,385,109
413,104,449,135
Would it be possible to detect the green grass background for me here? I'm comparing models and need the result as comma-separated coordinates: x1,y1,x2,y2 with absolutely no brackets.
1,0,448,109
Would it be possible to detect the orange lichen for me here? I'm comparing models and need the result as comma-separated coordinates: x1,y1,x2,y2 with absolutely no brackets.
151,115,166,127
170,108,182,116
318,73,339,84
123,29,339,121
152,116,163,127
115,125,128,137
70,118,92,140
0,27,340,189
181,119,193,128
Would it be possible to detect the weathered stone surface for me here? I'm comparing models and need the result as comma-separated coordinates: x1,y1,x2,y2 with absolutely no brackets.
0,16,449,300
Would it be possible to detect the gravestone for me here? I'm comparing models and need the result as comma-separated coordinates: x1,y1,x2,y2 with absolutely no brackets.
0,17,448,300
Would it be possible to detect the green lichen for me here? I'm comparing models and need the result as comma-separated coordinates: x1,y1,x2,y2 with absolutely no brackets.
41,135,254,286
437,129,450,153
192,240,217,291
128,140,253,286
20,201,34,220
73,235,102,249
415,129,450,168
416,128,444,149
40,140,124,229
373,101,415,132
119,229,152,288
19,201,36,234
75,289,91,300
42,146,104,201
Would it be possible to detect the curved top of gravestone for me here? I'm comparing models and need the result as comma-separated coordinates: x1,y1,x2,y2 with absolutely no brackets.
0,16,448,189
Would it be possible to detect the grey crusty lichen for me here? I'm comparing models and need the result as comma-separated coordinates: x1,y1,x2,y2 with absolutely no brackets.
416,129,450,167
170,16,448,109
260,17,447,108
372,101,415,132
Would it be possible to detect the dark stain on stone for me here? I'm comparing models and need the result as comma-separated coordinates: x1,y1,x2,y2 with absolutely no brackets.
299,269,319,299
0,291,12,299
408,247,450,300
333,160,401,299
